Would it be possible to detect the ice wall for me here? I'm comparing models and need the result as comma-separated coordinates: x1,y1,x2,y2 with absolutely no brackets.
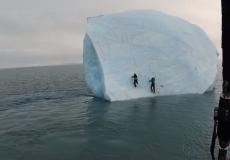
83,10,218,101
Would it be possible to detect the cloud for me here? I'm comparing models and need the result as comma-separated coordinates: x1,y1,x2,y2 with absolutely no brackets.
0,0,221,68
0,48,82,69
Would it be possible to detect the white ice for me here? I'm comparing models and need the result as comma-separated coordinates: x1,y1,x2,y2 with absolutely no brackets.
83,10,218,101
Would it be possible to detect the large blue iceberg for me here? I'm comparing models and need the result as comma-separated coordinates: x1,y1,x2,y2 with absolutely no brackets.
83,10,218,101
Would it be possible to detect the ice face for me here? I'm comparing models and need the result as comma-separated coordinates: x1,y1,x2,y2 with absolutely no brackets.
83,10,218,101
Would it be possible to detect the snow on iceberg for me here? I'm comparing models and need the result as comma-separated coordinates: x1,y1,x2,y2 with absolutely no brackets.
83,10,218,101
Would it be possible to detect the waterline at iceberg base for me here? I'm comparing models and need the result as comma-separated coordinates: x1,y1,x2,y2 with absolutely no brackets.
83,10,218,101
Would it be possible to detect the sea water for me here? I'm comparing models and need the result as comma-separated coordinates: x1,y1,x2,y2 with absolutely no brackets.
0,64,221,160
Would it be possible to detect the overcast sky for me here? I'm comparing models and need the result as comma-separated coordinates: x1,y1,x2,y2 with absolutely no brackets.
0,0,221,68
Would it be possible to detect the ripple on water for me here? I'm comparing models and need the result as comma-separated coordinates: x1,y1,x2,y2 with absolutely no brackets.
0,65,221,160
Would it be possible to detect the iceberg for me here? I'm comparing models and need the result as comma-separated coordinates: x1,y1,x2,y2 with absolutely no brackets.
83,10,218,101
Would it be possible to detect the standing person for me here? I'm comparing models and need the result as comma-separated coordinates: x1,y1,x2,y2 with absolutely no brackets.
149,77,155,93
132,73,138,87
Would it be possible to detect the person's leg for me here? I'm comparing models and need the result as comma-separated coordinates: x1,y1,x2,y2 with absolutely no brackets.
151,84,153,92
134,80,137,87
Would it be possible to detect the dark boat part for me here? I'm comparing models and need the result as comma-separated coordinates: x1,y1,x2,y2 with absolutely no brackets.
211,0,230,160
210,107,218,160
221,0,230,82
217,0,230,160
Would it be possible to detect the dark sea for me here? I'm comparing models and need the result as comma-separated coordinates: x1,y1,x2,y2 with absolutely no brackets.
0,64,222,160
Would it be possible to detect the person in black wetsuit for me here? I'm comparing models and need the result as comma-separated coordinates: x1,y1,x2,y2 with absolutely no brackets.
132,73,138,87
149,77,155,93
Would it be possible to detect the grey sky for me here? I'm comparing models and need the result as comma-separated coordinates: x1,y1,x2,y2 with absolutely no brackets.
0,0,221,68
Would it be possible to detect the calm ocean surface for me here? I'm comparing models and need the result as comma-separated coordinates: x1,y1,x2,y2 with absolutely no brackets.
0,64,221,160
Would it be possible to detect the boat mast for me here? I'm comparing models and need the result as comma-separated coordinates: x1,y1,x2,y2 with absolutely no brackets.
217,0,230,159
221,0,230,82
